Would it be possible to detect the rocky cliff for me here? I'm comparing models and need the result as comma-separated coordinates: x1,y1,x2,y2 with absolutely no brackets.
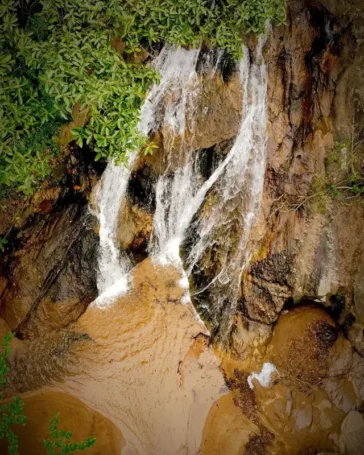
1,1,364,453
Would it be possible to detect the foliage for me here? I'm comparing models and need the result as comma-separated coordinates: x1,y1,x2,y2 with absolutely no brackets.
0,237,8,252
0,334,95,455
0,0,65,195
324,121,364,204
0,333,27,455
115,0,286,58
291,122,364,213
44,412,96,455
1,0,286,195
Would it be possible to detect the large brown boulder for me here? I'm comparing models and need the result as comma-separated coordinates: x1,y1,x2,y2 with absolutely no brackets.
0,204,98,339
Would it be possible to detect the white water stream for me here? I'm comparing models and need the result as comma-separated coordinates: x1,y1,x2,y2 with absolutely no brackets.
93,39,267,314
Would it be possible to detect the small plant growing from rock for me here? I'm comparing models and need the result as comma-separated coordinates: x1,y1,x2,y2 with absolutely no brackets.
0,333,96,455
0,333,27,455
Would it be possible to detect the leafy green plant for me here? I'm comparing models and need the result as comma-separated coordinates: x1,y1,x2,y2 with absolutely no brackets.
44,412,95,455
0,237,8,252
0,334,95,455
0,333,27,455
1,0,286,195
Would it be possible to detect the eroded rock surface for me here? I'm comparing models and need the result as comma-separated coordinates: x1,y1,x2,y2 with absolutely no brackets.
234,0,364,347
204,306,364,455
0,205,98,339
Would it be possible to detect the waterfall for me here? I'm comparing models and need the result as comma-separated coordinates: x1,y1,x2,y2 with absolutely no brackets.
139,45,201,140
148,39,268,329
93,39,267,319
185,38,268,329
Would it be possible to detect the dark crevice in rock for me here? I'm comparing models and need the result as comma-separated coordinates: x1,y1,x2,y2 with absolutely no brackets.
327,292,346,320
127,166,157,212
314,319,338,349
196,138,234,181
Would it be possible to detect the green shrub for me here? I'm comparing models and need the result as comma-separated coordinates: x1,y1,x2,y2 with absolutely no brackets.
1,0,286,195
0,333,27,455
44,412,96,455
0,333,96,455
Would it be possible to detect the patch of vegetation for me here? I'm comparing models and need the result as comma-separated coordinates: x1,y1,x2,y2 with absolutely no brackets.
0,237,8,252
0,334,26,455
276,120,364,215
320,120,364,207
0,333,95,455
44,412,96,455
1,0,286,195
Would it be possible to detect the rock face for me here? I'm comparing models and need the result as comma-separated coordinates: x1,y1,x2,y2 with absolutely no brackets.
202,305,364,455
340,411,364,455
0,139,102,340
233,0,364,348
1,0,363,348
0,204,98,339
0,0,362,349
0,1,364,453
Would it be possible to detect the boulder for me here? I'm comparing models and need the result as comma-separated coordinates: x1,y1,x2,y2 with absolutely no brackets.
340,411,364,455
0,204,98,339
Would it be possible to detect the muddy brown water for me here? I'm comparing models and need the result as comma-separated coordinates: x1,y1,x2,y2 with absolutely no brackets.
0,391,123,455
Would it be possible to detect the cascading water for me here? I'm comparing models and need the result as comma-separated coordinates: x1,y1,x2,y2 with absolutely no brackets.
93,45,209,306
93,38,268,325
139,45,201,142
92,156,135,306
184,38,268,332
145,39,268,333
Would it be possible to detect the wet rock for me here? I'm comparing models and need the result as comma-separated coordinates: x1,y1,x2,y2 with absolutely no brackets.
354,254,364,326
116,199,153,262
190,70,242,151
229,314,272,359
242,253,293,324
348,322,364,357
201,394,259,455
155,69,242,159
340,411,364,455
127,165,157,211
0,205,98,339
245,428,275,455
233,0,364,346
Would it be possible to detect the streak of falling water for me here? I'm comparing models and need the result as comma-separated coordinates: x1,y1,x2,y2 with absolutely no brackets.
186,37,268,331
92,156,135,305
139,46,201,140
